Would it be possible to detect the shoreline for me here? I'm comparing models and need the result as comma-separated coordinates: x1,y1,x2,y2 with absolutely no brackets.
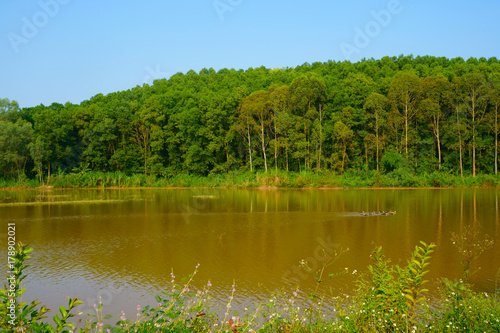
2,170,500,191
1,184,499,191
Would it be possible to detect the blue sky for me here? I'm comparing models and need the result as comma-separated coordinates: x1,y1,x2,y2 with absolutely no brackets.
1,0,499,107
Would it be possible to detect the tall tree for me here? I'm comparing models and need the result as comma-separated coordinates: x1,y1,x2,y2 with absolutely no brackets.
364,92,389,171
269,85,291,172
0,120,34,180
133,119,151,177
487,73,500,174
29,136,45,184
233,94,258,172
332,120,353,174
248,90,271,172
389,71,422,160
461,72,488,177
290,74,326,171
0,98,20,122
451,77,465,177
421,76,452,169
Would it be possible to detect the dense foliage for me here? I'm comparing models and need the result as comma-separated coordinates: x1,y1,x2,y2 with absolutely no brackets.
2,55,500,183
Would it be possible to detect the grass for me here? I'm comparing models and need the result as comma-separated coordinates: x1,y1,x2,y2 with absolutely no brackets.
2,225,500,332
2,169,500,190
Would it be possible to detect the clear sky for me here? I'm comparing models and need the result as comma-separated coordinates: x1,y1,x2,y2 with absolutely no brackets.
1,0,499,108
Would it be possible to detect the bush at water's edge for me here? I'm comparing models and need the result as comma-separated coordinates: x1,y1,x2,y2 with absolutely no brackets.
2,170,500,189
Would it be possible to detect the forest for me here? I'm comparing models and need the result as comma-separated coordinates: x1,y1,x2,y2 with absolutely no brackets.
1,55,500,187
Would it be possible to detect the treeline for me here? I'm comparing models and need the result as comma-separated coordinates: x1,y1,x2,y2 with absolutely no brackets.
1,55,500,184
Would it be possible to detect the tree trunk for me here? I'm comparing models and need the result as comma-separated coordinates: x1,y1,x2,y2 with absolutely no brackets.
437,129,442,170
144,147,147,177
472,97,476,177
434,116,442,169
246,124,252,172
456,105,463,178
341,144,346,175
496,104,498,175
274,121,278,172
405,103,409,159
318,105,323,171
376,122,380,172
261,123,267,172
286,141,289,171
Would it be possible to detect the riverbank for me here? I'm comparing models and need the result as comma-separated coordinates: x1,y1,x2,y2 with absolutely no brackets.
1,170,500,190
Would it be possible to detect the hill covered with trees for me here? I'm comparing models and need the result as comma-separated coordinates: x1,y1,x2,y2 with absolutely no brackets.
1,55,500,187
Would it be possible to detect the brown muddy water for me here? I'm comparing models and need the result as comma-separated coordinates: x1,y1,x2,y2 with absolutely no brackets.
0,188,499,322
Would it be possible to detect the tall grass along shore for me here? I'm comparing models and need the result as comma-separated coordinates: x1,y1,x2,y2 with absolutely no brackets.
1,170,500,190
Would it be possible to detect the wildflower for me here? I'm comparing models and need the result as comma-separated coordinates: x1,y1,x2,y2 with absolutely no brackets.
137,304,141,312
293,291,298,297
207,280,212,287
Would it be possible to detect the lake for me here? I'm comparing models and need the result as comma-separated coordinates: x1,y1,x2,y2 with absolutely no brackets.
1,188,499,321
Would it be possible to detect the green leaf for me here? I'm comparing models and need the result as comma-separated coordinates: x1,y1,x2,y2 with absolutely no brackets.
59,305,68,318
53,314,62,327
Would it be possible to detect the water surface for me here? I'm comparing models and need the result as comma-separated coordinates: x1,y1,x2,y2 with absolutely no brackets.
1,188,499,319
